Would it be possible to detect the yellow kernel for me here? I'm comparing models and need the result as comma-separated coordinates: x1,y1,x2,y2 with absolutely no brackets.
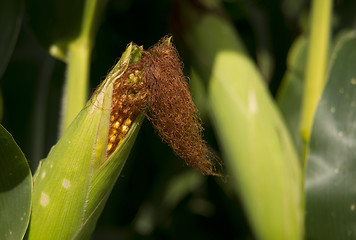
107,143,113,151
111,129,118,135
109,134,117,143
124,118,132,126
110,115,115,122
113,121,120,129
121,125,129,134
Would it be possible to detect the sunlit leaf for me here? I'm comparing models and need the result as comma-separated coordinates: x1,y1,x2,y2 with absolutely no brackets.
178,1,303,239
277,35,308,156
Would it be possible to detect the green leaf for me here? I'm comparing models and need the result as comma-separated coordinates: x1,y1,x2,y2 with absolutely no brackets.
179,2,303,239
305,31,356,239
0,124,32,240
299,0,332,141
0,0,22,78
277,35,308,156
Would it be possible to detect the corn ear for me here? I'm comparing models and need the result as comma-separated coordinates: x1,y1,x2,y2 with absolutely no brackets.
27,43,144,239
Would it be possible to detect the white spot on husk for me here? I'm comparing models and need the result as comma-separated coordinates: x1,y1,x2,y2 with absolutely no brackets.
248,89,258,114
62,179,71,189
40,192,49,207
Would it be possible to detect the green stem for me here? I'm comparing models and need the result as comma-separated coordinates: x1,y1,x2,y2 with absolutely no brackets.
60,0,109,134
81,0,108,42
61,39,90,133
300,0,332,144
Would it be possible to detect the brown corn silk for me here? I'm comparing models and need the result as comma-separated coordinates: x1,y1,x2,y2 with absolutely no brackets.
107,37,219,176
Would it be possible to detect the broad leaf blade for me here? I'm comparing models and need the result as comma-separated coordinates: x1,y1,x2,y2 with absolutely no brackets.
207,39,302,240
179,2,303,239
0,124,32,240
277,35,308,156
306,32,356,239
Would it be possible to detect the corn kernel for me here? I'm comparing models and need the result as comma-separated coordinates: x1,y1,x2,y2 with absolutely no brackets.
107,143,113,151
124,118,132,126
109,134,117,143
121,125,129,134
111,129,118,135
113,121,120,129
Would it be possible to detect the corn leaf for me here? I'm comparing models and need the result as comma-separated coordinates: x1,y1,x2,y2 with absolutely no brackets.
179,2,303,239
277,35,308,156
0,124,32,240
305,31,356,239
300,0,332,141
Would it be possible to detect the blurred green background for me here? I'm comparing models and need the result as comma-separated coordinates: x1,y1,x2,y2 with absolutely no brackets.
2,0,355,239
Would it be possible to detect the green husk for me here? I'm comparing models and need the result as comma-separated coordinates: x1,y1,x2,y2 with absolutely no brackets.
27,44,144,239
